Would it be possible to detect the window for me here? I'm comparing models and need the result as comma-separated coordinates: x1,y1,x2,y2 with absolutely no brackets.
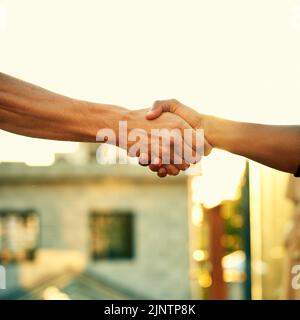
90,211,134,260
0,209,39,263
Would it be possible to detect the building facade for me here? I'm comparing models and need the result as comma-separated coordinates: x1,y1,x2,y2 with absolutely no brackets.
0,161,190,299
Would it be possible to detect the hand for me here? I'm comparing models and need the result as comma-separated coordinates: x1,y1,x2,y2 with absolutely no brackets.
146,99,213,155
138,99,213,177
143,99,300,175
123,108,202,176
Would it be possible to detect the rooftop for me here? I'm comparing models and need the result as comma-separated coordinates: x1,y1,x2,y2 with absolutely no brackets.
0,162,188,185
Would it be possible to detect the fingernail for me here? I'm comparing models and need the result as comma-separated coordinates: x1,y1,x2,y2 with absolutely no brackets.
139,154,149,165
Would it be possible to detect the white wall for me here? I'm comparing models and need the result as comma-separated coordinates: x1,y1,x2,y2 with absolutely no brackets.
0,171,190,299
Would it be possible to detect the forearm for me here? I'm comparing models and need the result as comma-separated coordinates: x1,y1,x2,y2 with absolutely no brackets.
0,73,127,142
204,115,300,173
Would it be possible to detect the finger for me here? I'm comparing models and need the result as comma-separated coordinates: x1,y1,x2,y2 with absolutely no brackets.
157,167,167,178
146,104,163,120
153,160,189,172
146,100,174,120
175,162,190,171
149,164,159,172
152,135,189,170
151,136,171,165
180,140,202,165
166,143,190,170
171,134,195,165
183,142,197,164
155,138,187,171
182,128,196,152
148,158,162,172
182,129,204,162
150,145,189,171
138,153,149,166
164,164,180,176
162,132,188,166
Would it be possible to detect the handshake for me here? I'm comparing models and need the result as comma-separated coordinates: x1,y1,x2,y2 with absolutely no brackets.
97,99,213,178
1,72,297,176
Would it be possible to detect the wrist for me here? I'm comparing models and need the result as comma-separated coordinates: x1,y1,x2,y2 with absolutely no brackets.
120,108,149,132
203,114,240,152
197,114,217,148
74,100,129,143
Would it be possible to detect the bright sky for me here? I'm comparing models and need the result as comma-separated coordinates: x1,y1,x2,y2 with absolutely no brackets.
0,0,300,165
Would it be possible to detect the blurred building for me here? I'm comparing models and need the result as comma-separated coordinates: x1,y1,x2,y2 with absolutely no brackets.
0,144,190,299
0,144,297,300
187,153,296,300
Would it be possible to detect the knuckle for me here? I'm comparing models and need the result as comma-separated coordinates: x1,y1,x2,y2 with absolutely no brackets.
153,100,162,107
173,120,185,130
171,167,180,175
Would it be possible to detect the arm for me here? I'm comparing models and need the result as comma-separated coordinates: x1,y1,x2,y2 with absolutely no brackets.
0,73,195,174
206,115,300,173
0,72,127,142
146,99,300,174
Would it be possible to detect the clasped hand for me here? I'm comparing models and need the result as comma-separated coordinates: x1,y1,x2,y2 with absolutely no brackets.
120,99,212,178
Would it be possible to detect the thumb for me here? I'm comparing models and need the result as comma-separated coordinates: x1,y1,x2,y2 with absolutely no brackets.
146,99,183,120
146,104,163,120
146,100,172,120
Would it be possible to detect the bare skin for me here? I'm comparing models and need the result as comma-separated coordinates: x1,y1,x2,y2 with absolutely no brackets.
0,73,199,175
3,73,296,177
143,99,300,176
